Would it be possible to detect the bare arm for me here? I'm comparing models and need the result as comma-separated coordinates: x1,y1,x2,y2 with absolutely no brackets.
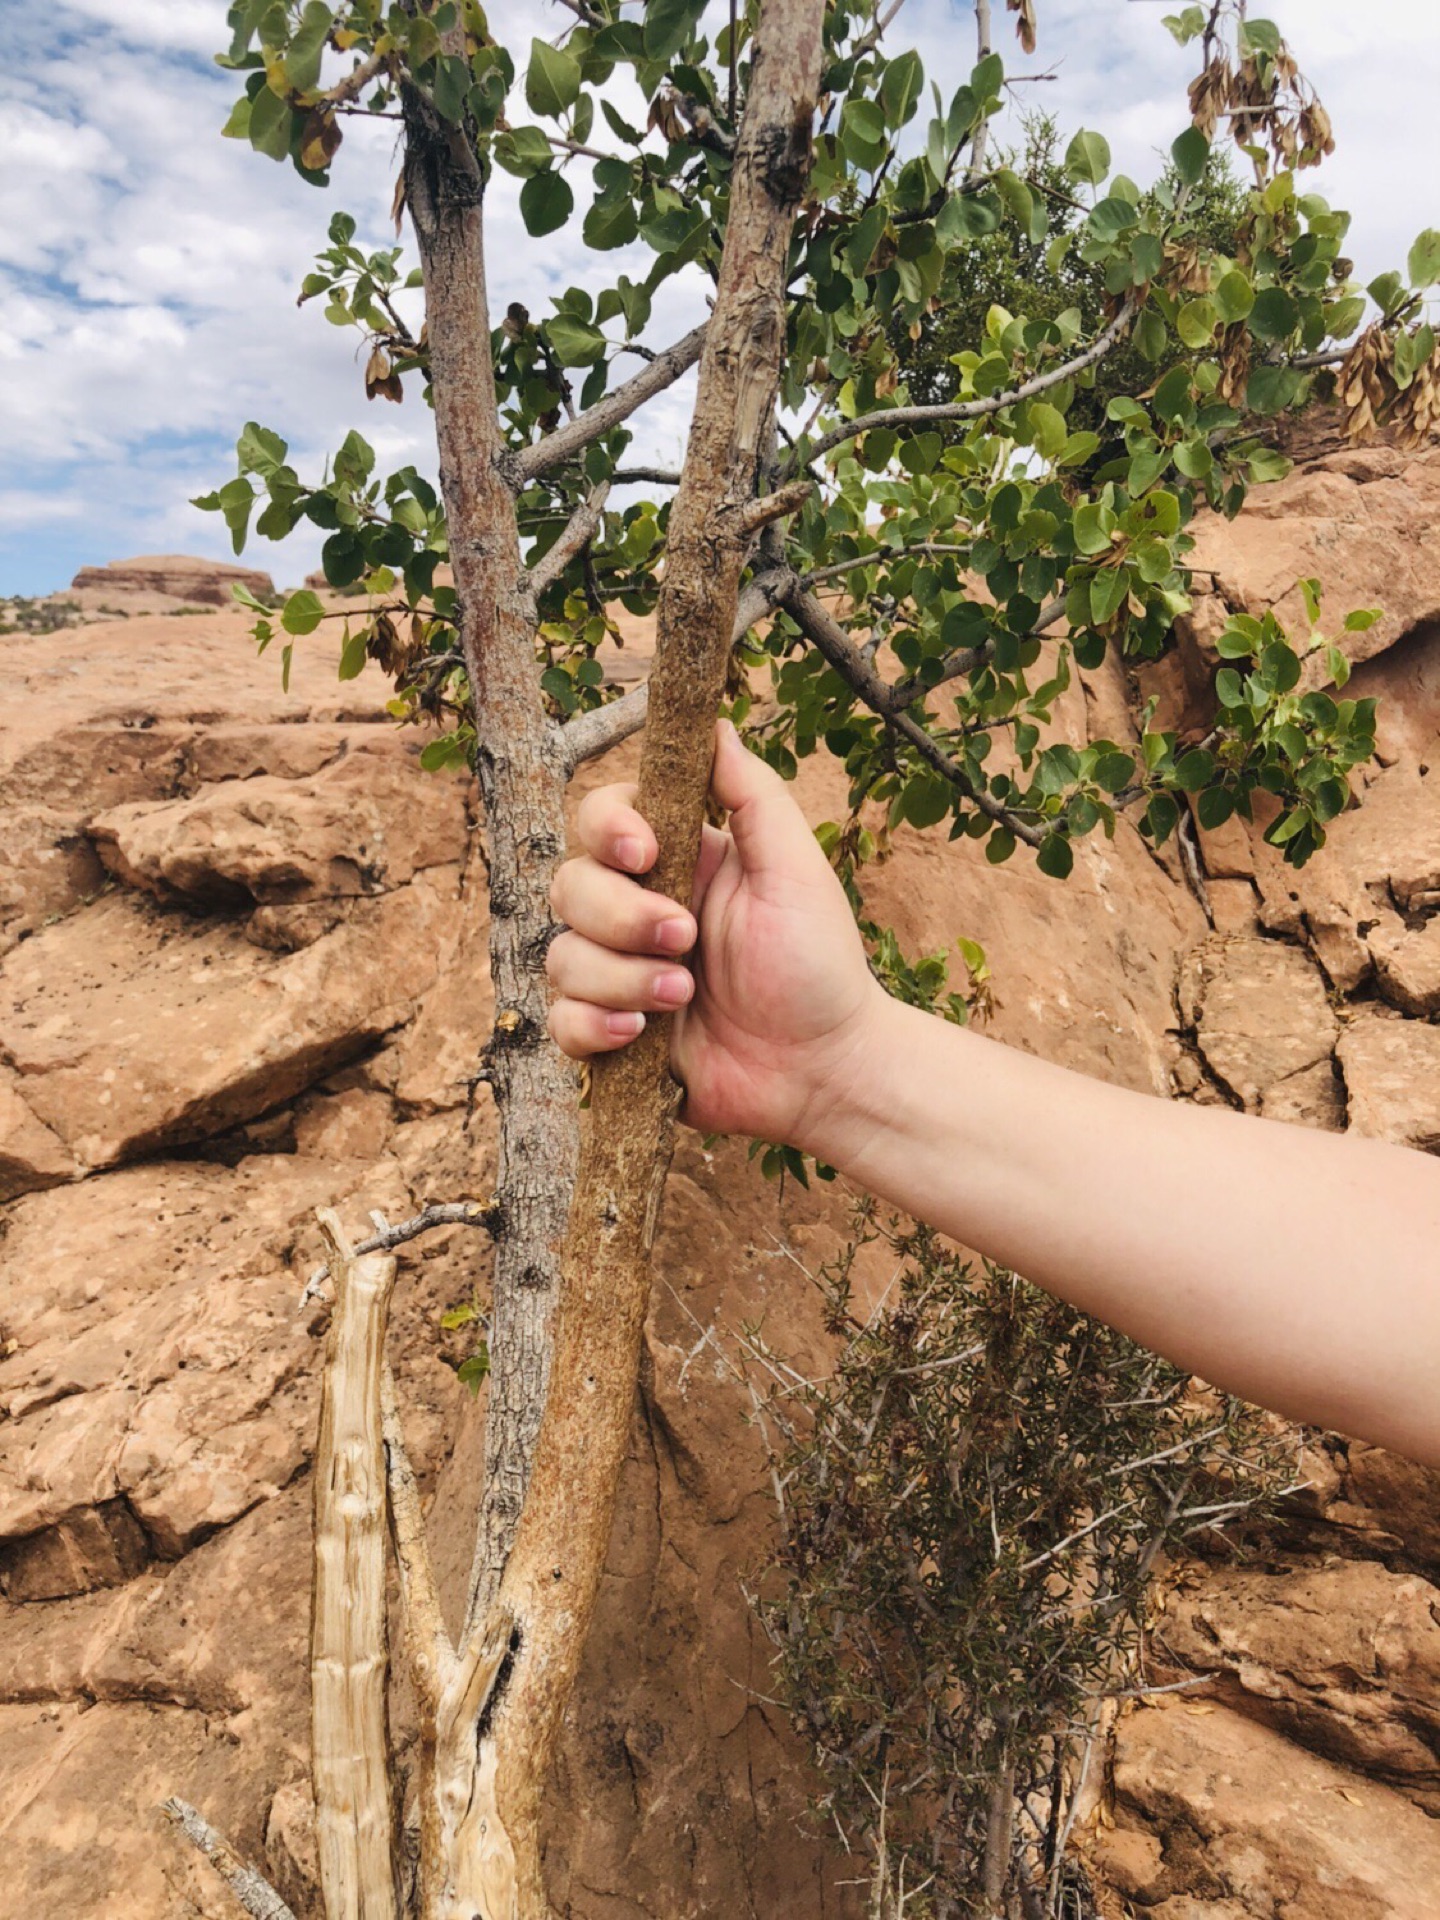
549,722,1440,1466
801,997,1440,1465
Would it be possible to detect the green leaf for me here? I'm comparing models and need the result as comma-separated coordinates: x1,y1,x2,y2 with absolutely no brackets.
457,1347,491,1395
936,191,1000,243
1213,269,1255,324
1144,792,1180,845
280,589,324,636
1246,363,1302,416
584,193,639,250
1073,503,1113,556
546,312,607,366
280,642,293,693
1093,751,1136,793
337,627,368,681
1028,402,1067,462
1037,834,1074,881
1088,196,1139,242
985,828,1016,865
1409,228,1440,290
1171,125,1211,186
1176,297,1217,349
1197,786,1235,830
1343,607,1383,632
519,168,573,237
880,49,924,128
1299,576,1322,626
1174,437,1213,480
644,0,706,59
1248,286,1299,342
526,39,581,117
1064,128,1110,186
1173,748,1215,792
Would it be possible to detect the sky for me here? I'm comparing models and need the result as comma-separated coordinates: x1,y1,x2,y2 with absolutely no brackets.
3,0,1437,598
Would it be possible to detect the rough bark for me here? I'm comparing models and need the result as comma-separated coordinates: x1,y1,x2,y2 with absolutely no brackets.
310,1210,401,1920
400,82,579,1631
455,5,827,1911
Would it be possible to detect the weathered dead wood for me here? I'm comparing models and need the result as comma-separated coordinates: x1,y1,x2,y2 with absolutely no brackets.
311,1208,401,1920
160,1797,297,1920
446,5,827,1911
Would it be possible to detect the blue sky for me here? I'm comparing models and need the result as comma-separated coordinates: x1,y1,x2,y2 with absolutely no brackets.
3,0,1437,598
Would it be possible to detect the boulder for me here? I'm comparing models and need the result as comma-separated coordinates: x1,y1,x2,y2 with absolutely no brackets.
0,873,457,1172
1108,1700,1440,1918
1337,1011,1440,1151
1155,1561,1440,1806
1179,934,1337,1110
90,737,469,910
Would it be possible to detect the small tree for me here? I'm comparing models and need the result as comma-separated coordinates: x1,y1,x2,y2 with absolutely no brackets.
169,1,1435,1914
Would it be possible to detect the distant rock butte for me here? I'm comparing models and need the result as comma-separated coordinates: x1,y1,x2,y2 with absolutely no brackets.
68,553,275,610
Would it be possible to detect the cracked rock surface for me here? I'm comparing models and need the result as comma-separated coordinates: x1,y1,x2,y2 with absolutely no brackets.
2,465,1439,1920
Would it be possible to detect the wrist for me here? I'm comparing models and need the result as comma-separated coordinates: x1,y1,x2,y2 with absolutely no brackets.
789,986,914,1173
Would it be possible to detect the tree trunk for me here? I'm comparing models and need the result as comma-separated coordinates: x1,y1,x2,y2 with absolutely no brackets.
400,80,580,1636
458,5,827,1911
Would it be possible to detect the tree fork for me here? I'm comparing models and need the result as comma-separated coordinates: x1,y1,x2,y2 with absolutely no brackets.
462,4,826,1910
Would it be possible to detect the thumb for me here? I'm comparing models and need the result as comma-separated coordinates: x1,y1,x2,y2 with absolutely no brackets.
709,718,825,875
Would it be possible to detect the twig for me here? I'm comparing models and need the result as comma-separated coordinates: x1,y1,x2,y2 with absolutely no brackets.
160,1799,297,1920
300,1200,500,1308
510,323,708,485
791,296,1141,473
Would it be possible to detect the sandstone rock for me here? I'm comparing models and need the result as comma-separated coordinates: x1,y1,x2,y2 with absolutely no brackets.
1111,1699,1440,1918
1156,1561,1440,1806
1336,1011,1440,1151
1368,916,1440,1016
0,1065,76,1201
1259,1055,1345,1130
91,737,468,910
70,553,275,608
1181,935,1336,1110
1177,445,1440,680
0,872,456,1171
1329,1443,1440,1572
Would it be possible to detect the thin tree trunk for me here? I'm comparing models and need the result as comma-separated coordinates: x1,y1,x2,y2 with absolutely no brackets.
450,6,826,1912
310,1210,401,1920
400,76,580,1635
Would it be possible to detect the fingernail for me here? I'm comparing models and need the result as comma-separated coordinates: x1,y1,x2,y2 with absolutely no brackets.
655,969,692,1007
657,916,693,953
605,1010,645,1037
616,834,646,873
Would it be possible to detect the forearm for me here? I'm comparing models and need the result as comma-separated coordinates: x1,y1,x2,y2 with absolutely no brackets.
803,994,1440,1465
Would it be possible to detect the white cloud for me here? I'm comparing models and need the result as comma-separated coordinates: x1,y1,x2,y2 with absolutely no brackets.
4,0,1438,596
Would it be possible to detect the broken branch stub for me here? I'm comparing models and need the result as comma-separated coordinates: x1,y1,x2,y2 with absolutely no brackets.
310,1207,401,1920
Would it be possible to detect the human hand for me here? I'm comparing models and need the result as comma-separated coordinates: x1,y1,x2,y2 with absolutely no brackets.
547,718,886,1149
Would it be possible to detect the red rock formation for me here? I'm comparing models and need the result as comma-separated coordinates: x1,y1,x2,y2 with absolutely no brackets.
2,446,1439,1916
68,553,276,609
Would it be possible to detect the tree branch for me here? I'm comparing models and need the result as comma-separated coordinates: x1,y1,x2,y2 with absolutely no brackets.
780,583,1043,844
509,323,708,486
324,49,388,107
557,564,797,771
529,482,611,596
160,1800,296,1920
789,295,1140,473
